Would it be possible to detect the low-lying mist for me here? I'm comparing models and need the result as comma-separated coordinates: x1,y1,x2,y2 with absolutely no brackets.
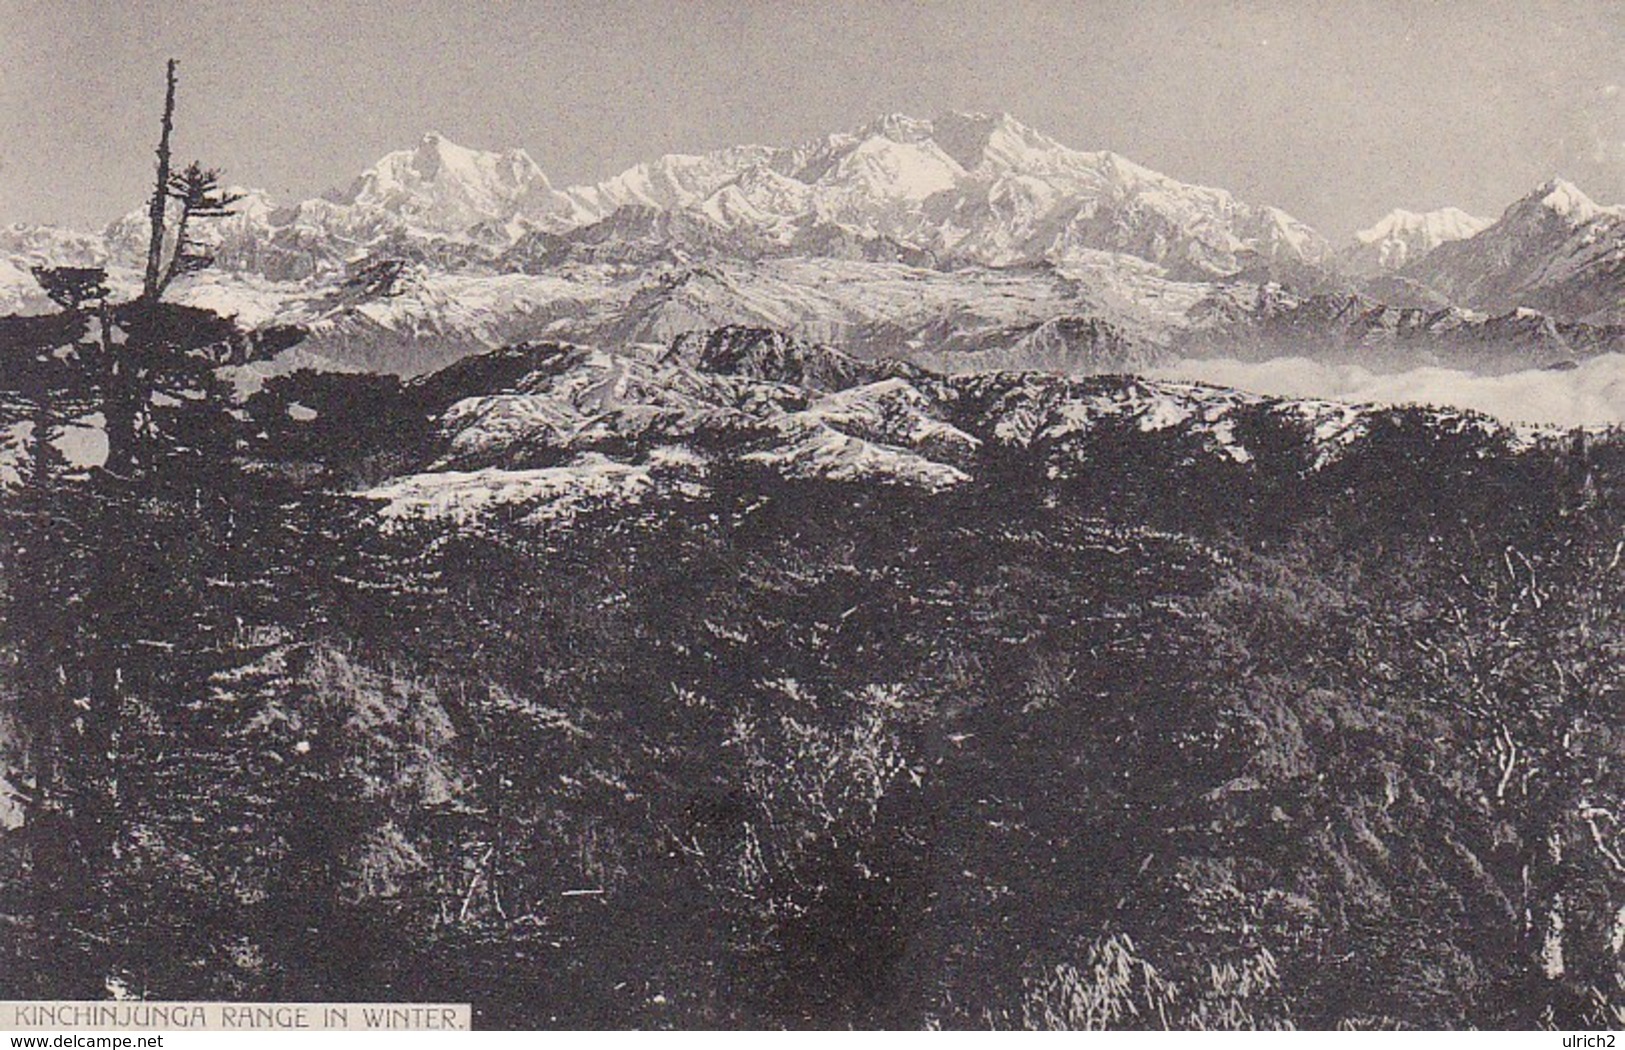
1150,354,1625,429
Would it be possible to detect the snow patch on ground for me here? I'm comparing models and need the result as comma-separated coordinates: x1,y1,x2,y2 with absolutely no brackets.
358,456,654,529
0,413,109,488
744,427,970,491
794,378,982,457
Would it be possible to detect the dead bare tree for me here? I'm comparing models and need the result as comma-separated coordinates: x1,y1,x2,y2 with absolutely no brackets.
94,60,244,476
139,60,179,303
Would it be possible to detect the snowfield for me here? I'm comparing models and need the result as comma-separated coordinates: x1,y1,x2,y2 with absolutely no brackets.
359,457,657,530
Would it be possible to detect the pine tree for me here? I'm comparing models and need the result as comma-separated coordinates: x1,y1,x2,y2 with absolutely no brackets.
0,59,285,996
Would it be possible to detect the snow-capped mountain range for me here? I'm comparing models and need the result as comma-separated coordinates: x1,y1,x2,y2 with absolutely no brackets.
4,112,1625,382
77,113,1333,282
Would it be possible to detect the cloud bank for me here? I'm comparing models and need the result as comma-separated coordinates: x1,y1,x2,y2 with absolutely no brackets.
1150,355,1625,429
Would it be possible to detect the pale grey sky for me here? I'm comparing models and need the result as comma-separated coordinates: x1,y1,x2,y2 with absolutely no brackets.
2,0,1622,239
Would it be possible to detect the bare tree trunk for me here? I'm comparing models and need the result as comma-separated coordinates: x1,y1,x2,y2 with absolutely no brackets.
140,60,178,304
157,208,192,299
97,299,138,477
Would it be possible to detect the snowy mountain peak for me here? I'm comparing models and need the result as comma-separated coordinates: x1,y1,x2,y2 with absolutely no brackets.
826,134,965,202
929,110,1075,175
1346,206,1491,273
337,132,562,236
699,166,813,227
856,113,938,144
1515,177,1621,225
560,145,783,222
1354,206,1490,245
1403,177,1625,323
372,132,548,191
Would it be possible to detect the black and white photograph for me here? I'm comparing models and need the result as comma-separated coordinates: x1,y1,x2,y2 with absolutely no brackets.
1,0,1624,1032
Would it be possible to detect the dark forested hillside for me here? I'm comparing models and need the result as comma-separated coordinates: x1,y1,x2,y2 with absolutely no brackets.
2,322,1623,1028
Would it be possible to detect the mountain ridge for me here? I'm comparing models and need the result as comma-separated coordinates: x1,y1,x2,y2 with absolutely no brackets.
5,116,1625,389
1405,176,1625,324
49,112,1336,284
